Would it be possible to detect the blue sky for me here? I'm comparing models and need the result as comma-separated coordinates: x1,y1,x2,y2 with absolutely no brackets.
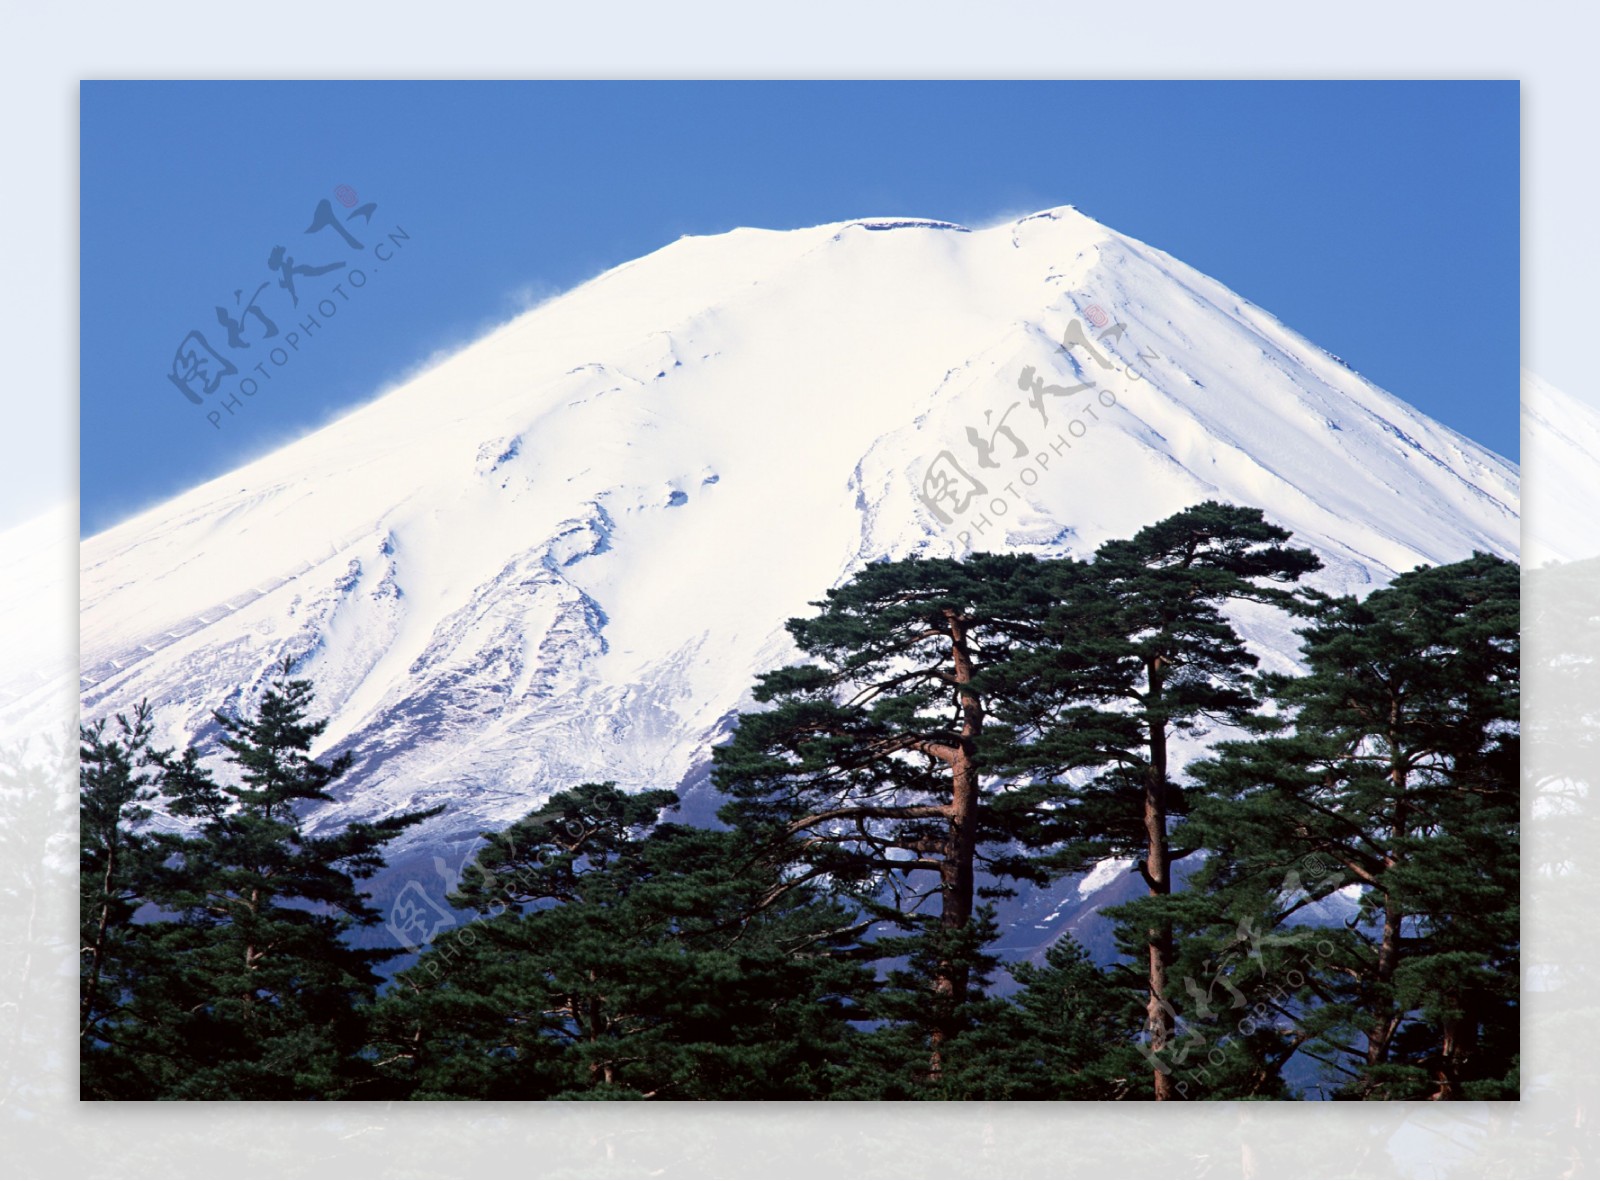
80,80,1519,536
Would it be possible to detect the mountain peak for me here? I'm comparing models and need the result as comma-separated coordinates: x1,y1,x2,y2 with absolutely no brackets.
80,210,1518,857
839,216,972,232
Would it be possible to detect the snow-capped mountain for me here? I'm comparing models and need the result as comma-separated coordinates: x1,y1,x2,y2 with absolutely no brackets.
1522,370,1600,566
78,207,1520,947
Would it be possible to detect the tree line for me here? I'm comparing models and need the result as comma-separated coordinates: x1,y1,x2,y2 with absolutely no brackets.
80,502,1519,1100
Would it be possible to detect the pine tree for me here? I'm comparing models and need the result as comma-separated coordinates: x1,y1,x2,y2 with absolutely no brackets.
710,552,1077,1081
1184,553,1519,1099
839,919,1150,1100
85,663,440,1099
78,703,166,1097
833,906,1012,1098
368,783,871,1100
1003,936,1151,1099
1001,502,1320,1098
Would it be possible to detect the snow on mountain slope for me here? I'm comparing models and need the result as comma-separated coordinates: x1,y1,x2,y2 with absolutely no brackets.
79,207,1520,866
1,504,74,730
1522,370,1600,565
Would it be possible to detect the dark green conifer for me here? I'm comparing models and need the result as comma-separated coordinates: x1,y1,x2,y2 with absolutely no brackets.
78,703,166,1097
369,783,870,1100
1184,553,1519,1099
1003,502,1320,1098
710,552,1080,1081
82,663,439,1099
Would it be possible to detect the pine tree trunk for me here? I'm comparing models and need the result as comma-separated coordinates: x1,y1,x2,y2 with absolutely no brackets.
1433,990,1476,1100
930,611,982,1081
242,886,261,1016
1366,831,1403,1079
81,841,117,1038
1366,901,1402,1075
1145,659,1177,1101
1367,727,1407,1088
